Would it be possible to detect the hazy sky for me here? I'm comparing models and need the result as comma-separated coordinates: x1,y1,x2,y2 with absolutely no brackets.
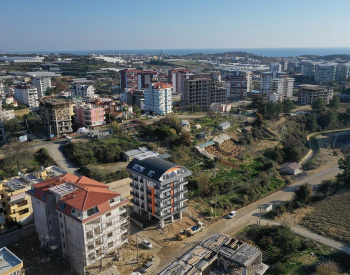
1,0,350,51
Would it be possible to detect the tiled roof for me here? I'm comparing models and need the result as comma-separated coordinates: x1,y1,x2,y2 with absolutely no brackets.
152,82,172,89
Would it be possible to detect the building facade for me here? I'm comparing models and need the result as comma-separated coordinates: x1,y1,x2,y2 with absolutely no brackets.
144,82,173,115
336,63,350,81
75,104,105,127
40,98,73,137
137,70,158,90
314,63,337,83
169,68,189,94
298,84,334,105
127,155,191,228
119,69,140,90
14,84,39,109
70,84,96,99
28,173,129,274
222,70,252,100
32,77,52,98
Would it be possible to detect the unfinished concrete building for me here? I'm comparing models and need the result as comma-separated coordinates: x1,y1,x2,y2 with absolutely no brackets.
40,98,73,137
160,234,268,275
298,84,333,105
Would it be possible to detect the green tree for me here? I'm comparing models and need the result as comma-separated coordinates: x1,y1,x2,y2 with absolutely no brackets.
133,105,141,118
312,97,326,111
337,155,350,185
329,95,340,109
282,99,294,115
306,114,318,132
294,183,313,204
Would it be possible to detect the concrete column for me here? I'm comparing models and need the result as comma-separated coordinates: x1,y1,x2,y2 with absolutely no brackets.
224,260,228,271
171,216,174,223
179,211,183,220
160,219,164,229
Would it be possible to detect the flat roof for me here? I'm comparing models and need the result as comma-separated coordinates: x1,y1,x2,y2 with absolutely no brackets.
2,178,30,192
0,247,23,274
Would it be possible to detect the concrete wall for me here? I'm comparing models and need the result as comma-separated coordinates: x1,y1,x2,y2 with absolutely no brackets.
107,178,132,198
0,224,35,247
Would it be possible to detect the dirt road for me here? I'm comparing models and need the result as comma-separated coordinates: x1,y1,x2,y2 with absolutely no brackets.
154,164,341,273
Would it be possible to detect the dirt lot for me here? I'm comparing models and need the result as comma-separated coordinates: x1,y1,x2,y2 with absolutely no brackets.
300,189,350,246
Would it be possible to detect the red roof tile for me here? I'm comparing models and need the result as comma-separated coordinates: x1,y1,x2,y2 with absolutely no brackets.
152,82,172,89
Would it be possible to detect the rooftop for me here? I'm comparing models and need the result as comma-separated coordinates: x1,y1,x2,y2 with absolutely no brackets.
2,178,30,192
0,247,23,274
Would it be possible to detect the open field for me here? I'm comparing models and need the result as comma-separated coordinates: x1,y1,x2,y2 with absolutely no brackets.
301,189,350,246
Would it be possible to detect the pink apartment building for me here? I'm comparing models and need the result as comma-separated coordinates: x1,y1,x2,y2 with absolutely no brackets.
75,104,106,127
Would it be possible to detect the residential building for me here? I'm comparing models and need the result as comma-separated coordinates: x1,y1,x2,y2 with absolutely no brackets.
222,70,252,100
70,84,96,99
0,109,15,121
260,70,294,99
2,95,18,107
144,82,173,115
0,177,33,227
269,92,284,103
14,84,39,109
137,70,158,90
300,60,321,79
40,97,73,137
160,234,268,275
0,247,24,275
314,63,337,83
0,81,5,97
280,162,302,175
75,104,106,127
127,155,192,228
336,63,350,81
32,77,52,98
28,173,129,274
119,69,140,90
169,68,189,94
298,84,334,105
119,89,145,110
217,122,231,131
210,103,232,113
181,74,226,111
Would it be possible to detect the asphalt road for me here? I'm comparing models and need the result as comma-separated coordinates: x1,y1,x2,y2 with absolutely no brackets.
154,164,342,273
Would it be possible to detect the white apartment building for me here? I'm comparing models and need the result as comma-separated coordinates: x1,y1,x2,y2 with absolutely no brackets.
314,63,337,83
169,68,189,94
32,77,52,98
28,173,129,274
336,63,350,81
70,84,96,99
144,82,172,115
127,154,191,228
298,84,333,105
260,70,294,99
222,70,252,100
14,84,39,109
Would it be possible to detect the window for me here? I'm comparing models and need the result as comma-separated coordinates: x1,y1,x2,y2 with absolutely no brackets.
87,206,99,217
42,193,46,200
107,232,113,238
59,213,62,218
62,233,64,238
106,212,111,217
148,170,155,177
63,243,65,248
59,202,66,210
60,223,63,228
109,198,115,204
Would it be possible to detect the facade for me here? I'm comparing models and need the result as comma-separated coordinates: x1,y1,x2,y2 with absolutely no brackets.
0,56,44,63
32,77,52,98
144,82,173,115
298,84,334,105
0,247,24,275
169,68,189,94
40,98,73,137
336,63,350,81
300,60,320,79
75,104,105,127
70,84,96,99
127,155,191,228
182,74,226,111
280,162,302,175
28,173,129,274
314,63,337,83
0,109,15,121
14,84,39,109
137,70,158,90
0,81,5,97
260,70,294,99
119,69,140,90
222,70,252,100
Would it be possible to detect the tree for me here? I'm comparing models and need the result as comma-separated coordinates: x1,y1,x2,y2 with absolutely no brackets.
329,95,340,109
312,97,326,111
337,155,350,185
294,183,313,204
283,99,294,115
315,261,341,275
3,118,22,136
133,105,141,118
306,114,318,132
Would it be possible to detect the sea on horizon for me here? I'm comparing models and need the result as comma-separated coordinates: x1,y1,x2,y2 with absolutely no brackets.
5,47,350,57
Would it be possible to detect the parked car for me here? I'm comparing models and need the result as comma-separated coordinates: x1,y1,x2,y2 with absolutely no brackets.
227,210,237,219
140,261,153,273
142,240,153,249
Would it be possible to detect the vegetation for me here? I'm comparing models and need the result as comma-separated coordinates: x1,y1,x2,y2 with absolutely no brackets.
79,166,129,182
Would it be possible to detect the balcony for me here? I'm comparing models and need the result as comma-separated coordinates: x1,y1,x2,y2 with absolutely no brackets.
119,207,127,215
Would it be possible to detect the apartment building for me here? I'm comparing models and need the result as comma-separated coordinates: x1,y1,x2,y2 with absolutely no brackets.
119,69,140,90
70,84,96,99
182,74,226,111
127,154,191,228
0,247,24,275
0,81,5,97
14,84,39,109
260,70,294,99
298,84,334,105
336,63,350,81
32,77,52,98
40,97,73,137
137,70,158,90
300,60,321,79
144,82,173,115
75,104,105,127
314,63,337,83
28,173,129,274
222,70,252,100
0,178,33,227
169,68,189,94
0,109,15,121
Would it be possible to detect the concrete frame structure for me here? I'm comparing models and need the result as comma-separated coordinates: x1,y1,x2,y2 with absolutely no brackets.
222,70,252,100
127,155,191,228
298,84,334,105
28,173,129,274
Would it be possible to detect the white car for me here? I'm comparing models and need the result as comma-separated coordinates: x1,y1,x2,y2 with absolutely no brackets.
142,240,153,249
227,211,237,219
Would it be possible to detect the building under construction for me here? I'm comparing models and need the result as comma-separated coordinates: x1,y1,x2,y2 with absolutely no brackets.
159,234,268,275
40,97,73,137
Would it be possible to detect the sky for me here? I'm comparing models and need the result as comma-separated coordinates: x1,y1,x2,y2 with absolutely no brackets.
1,0,350,52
